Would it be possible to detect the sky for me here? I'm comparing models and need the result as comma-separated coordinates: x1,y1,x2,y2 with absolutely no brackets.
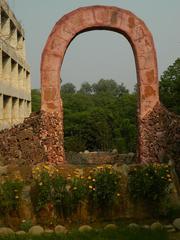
8,0,180,91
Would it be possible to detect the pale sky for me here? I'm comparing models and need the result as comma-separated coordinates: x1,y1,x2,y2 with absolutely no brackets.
8,0,180,91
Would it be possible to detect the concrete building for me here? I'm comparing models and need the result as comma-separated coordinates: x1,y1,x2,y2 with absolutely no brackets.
0,0,31,130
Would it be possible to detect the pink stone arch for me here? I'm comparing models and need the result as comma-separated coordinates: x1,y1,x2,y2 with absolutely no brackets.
40,6,159,163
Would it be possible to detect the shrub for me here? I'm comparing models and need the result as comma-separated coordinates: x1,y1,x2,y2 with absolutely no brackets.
161,202,180,220
0,179,24,214
51,174,70,217
88,166,120,211
128,164,171,204
31,171,52,212
70,177,87,211
52,175,87,217
31,165,121,218
31,171,88,217
20,219,32,232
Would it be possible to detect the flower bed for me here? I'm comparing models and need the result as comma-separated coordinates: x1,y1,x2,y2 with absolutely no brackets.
0,163,178,229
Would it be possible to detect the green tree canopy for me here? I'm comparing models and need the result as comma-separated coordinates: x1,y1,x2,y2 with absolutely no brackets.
31,79,138,153
160,58,180,114
61,80,137,153
78,82,92,95
92,79,129,96
31,89,41,112
61,83,76,94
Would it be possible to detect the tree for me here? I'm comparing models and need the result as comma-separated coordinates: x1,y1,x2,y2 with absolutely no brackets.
61,83,76,94
78,82,92,95
31,89,41,112
31,79,138,153
92,79,129,96
160,58,180,114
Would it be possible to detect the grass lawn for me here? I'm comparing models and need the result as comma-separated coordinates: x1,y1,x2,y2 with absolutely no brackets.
0,228,169,240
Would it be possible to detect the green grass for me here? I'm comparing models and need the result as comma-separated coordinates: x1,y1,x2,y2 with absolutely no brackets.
0,228,169,240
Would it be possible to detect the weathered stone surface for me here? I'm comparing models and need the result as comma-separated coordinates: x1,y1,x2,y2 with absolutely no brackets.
0,165,7,176
104,224,117,230
164,224,175,230
41,6,159,119
140,103,180,164
0,111,64,167
128,223,139,230
0,227,14,235
143,225,150,229
0,112,44,168
38,111,65,164
112,149,118,154
151,222,163,230
173,218,180,230
79,225,93,232
16,231,26,235
44,229,54,234
167,228,176,233
66,152,136,165
29,226,44,235
54,225,67,234
84,150,89,154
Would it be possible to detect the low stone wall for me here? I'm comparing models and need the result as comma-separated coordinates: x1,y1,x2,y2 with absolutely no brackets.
0,163,179,229
66,152,136,165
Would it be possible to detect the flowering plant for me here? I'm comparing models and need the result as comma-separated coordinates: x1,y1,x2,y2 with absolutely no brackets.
0,179,24,214
20,219,32,232
87,165,120,211
31,164,121,217
128,164,172,203
31,170,87,217
31,171,52,212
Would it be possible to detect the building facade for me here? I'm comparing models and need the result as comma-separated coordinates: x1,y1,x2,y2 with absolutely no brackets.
0,0,31,130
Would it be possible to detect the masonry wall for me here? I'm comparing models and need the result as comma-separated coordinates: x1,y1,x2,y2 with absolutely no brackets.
140,103,180,169
0,0,31,130
0,160,179,228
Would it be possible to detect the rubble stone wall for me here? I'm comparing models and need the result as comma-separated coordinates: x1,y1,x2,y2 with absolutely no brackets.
0,105,179,169
0,111,64,170
140,103,180,171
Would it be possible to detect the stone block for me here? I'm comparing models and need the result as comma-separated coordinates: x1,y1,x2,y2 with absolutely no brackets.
29,226,44,235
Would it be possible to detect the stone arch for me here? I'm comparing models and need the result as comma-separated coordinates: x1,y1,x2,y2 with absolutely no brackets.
40,6,159,163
